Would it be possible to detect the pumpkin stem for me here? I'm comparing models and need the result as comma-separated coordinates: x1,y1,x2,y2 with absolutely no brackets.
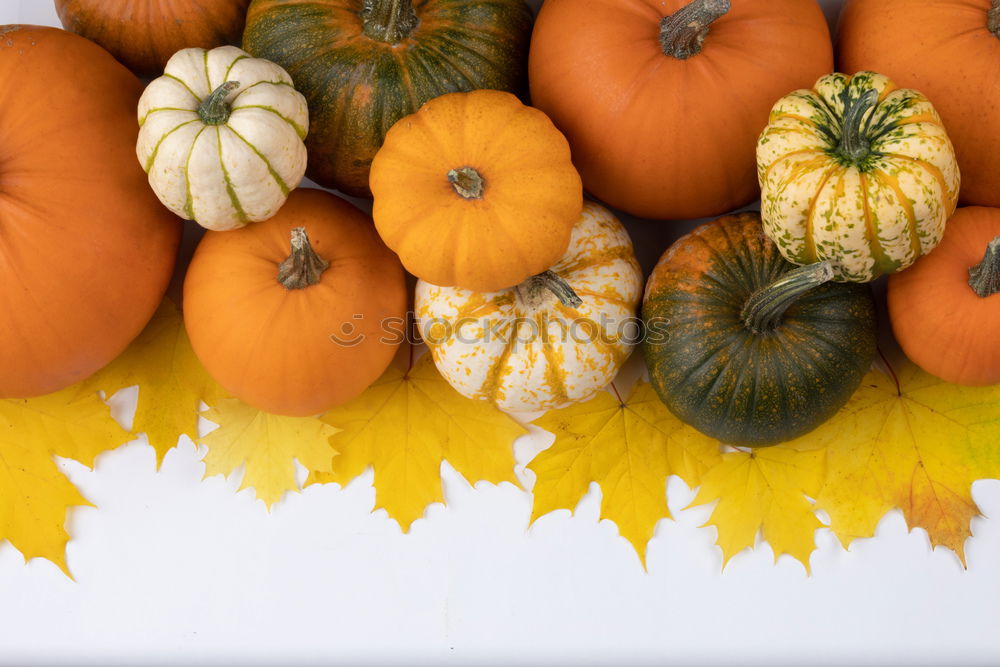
659,0,730,60
989,0,1000,37
520,270,583,309
969,237,1000,298
741,261,835,334
837,88,879,164
448,167,485,200
361,0,418,44
277,227,330,290
198,81,240,125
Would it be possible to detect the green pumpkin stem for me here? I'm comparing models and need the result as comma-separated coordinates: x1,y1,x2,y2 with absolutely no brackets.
659,0,730,59
969,237,1000,298
990,0,1000,37
742,261,835,334
448,166,485,200
521,271,583,309
198,81,240,125
277,227,329,290
361,0,419,44
837,88,878,164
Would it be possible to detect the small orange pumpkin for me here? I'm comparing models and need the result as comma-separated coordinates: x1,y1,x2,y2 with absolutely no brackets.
370,90,583,292
183,188,407,416
888,206,1000,386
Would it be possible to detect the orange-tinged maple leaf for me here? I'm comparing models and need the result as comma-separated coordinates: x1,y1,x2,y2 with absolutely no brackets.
310,352,526,531
80,299,225,466
528,381,722,566
0,385,130,574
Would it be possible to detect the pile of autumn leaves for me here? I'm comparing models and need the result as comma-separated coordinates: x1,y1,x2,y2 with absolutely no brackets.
4,299,999,577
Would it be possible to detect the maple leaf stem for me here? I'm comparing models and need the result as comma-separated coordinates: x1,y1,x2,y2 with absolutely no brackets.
741,261,835,334
969,236,1000,298
277,227,329,290
877,346,902,396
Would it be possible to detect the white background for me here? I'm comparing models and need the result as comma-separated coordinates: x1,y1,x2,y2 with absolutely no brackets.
2,1,1000,665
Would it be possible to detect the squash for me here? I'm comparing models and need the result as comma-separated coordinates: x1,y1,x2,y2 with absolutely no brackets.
415,202,642,412
242,0,533,197
642,213,877,447
757,71,960,283
0,26,180,398
370,90,582,293
839,0,1000,207
888,207,1000,386
54,0,252,77
183,188,406,416
527,0,832,220
137,46,309,231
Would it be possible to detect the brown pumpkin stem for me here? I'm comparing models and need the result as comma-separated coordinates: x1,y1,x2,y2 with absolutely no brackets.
659,0,730,60
837,88,878,164
277,227,330,290
519,270,583,309
742,261,835,334
198,81,240,125
969,237,1000,298
989,0,1000,37
448,167,485,200
361,0,419,44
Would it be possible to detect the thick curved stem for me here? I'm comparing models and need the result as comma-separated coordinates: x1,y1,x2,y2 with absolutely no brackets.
837,88,878,164
278,227,329,290
448,167,485,200
361,0,418,44
198,81,240,125
969,237,1000,298
989,0,1000,38
742,261,835,334
659,0,730,60
517,271,582,308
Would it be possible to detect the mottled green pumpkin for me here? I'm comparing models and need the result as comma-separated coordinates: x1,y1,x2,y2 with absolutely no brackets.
242,0,533,197
642,213,877,447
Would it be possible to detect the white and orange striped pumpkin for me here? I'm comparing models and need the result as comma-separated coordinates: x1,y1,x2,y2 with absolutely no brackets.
757,71,960,282
415,202,642,412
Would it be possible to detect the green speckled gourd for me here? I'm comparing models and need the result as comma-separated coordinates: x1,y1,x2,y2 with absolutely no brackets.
642,213,877,447
757,71,960,282
242,0,533,197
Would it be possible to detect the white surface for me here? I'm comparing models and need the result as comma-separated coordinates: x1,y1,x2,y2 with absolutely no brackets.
2,1,1000,665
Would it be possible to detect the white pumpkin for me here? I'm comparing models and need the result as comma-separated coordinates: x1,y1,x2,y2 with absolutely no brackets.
136,46,309,231
415,202,643,412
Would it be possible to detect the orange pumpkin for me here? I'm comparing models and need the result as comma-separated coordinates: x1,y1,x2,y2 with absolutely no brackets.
0,26,180,398
54,0,251,77
888,207,1000,386
183,188,407,416
528,0,832,220
370,90,582,292
839,0,1000,207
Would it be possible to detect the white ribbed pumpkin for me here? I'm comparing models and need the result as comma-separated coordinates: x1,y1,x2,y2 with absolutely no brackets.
757,70,960,282
415,202,642,412
137,45,308,231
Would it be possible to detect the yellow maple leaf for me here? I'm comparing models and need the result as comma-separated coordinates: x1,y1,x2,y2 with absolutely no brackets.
0,385,130,574
528,381,722,565
80,299,224,466
310,352,526,531
199,398,340,508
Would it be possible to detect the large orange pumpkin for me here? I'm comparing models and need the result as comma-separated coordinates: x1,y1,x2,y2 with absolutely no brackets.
183,188,407,416
0,26,180,398
839,0,1000,207
888,207,1000,386
54,0,252,77
528,0,833,220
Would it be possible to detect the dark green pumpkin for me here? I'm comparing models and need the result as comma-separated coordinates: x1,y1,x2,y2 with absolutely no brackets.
243,0,533,197
642,213,877,447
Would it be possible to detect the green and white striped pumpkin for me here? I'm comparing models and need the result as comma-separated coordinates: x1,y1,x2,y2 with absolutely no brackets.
137,46,308,231
757,71,960,282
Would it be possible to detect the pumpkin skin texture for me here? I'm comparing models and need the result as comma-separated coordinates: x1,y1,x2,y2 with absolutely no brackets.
0,26,180,398
416,202,642,412
242,0,533,198
137,46,309,231
642,213,877,447
183,188,406,417
54,0,252,78
371,90,583,293
839,0,1000,207
888,207,1000,386
757,71,960,283
527,0,832,220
